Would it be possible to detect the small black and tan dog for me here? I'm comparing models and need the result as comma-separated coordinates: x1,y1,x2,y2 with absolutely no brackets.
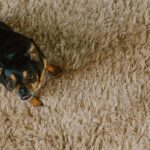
0,22,62,106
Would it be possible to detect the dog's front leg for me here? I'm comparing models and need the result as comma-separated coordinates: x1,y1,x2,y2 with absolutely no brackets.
46,63,63,76
30,97,43,107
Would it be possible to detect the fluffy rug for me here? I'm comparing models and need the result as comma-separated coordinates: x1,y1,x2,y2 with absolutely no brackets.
0,0,150,149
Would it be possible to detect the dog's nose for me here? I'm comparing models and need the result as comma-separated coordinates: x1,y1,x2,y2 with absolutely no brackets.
19,87,28,95
19,87,31,100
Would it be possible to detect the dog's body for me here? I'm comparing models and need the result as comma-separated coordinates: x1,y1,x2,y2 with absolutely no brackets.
0,22,62,106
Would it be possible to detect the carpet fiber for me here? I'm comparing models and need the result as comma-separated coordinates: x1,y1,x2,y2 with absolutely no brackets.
0,0,150,149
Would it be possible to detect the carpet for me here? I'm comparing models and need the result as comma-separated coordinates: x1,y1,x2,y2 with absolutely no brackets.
0,0,149,149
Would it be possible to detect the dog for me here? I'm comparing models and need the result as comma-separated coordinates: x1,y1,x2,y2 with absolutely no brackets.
0,22,62,107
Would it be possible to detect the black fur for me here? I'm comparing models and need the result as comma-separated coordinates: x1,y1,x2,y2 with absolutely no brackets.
0,22,45,100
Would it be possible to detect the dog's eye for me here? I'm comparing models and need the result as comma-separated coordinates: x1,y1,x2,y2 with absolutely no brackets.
27,73,36,83
6,79,16,90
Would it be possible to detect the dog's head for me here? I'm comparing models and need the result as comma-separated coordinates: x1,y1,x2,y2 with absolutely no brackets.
0,43,46,100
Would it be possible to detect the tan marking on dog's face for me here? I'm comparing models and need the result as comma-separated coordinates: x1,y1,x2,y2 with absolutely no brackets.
31,75,39,90
10,73,16,81
0,68,2,75
16,84,20,90
16,58,46,99
21,70,40,95
22,70,39,91
23,70,28,79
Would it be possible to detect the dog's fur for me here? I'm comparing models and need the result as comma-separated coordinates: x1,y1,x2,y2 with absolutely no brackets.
0,22,62,106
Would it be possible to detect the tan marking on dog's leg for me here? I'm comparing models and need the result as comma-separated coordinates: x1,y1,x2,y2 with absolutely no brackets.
46,63,62,76
31,97,43,107
46,64,55,73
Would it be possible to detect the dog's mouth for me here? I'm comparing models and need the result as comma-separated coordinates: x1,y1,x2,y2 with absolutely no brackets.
20,94,32,100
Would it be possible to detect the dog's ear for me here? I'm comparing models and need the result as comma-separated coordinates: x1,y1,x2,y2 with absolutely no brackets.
27,43,40,62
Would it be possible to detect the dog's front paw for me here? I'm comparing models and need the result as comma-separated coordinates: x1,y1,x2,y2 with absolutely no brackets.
46,64,63,76
31,98,43,107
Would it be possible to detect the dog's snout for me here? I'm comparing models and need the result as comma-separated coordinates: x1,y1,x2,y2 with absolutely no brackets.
19,86,31,100
19,87,28,95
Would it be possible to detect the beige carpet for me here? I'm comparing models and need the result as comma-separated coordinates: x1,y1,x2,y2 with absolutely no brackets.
0,0,150,149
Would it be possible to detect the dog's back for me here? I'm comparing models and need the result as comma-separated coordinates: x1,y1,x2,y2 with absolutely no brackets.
0,22,12,31
0,22,31,67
